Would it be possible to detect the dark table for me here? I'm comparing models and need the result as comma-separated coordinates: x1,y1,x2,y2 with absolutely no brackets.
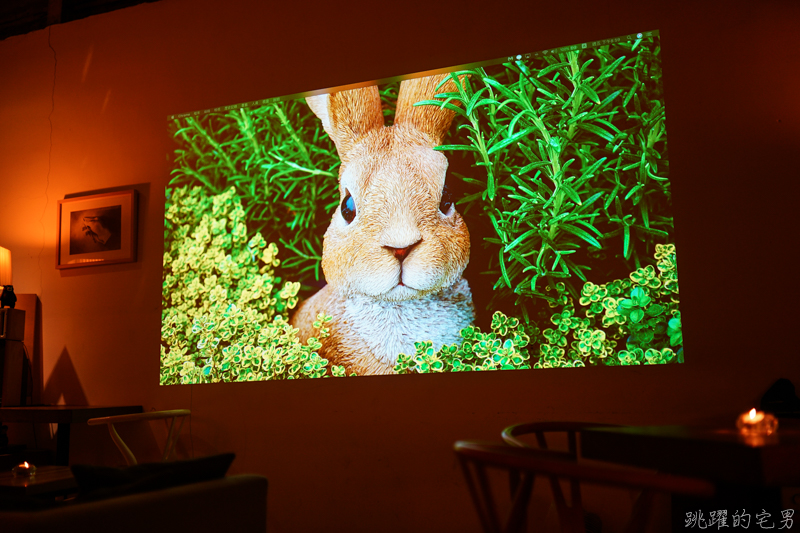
581,421,800,529
581,421,800,486
0,465,77,499
0,405,143,465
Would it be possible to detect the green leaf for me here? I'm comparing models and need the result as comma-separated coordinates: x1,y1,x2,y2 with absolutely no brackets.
603,184,620,210
487,126,536,155
559,224,601,248
625,183,644,201
623,80,639,107
579,84,601,104
482,77,520,102
413,99,466,118
632,225,669,238
559,182,582,205
574,219,602,237
598,55,626,80
498,248,512,289
467,96,501,115
577,123,615,142
504,229,538,253
579,157,607,181
537,61,569,77
434,144,478,152
518,161,550,175
576,192,603,212
623,224,631,259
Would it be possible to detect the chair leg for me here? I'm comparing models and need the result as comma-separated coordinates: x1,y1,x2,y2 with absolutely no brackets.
162,416,186,462
506,473,535,533
108,423,137,466
625,489,655,533
459,457,502,533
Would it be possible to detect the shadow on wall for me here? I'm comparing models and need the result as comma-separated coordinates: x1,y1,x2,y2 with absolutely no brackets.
10,348,92,460
39,348,189,466
42,347,88,406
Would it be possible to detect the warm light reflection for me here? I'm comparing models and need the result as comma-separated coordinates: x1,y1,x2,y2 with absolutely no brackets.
736,408,776,436
12,461,36,477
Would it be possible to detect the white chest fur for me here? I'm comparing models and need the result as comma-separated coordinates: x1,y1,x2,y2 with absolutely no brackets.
338,278,474,367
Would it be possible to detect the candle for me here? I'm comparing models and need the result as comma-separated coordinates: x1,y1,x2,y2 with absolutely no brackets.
736,408,778,436
11,461,36,477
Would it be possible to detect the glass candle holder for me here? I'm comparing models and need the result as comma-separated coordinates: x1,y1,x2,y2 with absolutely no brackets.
11,461,36,477
736,408,778,436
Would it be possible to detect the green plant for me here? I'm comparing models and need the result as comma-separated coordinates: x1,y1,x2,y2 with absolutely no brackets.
394,311,533,374
419,36,669,324
160,186,338,384
168,99,340,288
528,243,682,368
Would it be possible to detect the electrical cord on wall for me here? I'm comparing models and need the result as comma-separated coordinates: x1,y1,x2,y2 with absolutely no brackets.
38,26,56,299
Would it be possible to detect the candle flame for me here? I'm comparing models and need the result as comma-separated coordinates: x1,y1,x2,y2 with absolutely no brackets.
749,408,757,420
22,462,29,468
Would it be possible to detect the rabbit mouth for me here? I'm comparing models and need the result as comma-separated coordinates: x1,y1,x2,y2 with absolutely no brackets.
386,283,420,300
393,281,417,291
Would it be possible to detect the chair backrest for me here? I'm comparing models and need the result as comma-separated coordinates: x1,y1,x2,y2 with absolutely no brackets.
455,440,714,533
87,409,190,466
501,421,616,456
501,421,618,518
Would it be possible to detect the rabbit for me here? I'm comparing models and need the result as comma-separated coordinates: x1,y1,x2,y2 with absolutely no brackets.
290,73,474,375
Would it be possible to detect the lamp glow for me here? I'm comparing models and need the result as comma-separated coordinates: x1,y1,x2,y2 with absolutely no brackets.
0,246,15,309
0,247,10,286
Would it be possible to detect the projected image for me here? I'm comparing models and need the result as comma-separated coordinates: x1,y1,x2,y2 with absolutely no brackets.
161,32,681,384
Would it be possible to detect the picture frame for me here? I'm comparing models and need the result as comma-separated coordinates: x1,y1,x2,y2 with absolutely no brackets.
56,190,138,269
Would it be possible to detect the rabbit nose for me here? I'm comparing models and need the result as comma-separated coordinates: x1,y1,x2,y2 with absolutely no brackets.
385,240,420,263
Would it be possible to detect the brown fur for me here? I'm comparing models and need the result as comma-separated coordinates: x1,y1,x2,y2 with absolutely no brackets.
291,74,474,375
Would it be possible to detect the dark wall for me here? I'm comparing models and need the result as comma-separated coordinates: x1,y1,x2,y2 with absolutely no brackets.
1,1,798,531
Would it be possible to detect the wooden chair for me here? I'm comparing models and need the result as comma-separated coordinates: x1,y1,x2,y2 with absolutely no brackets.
87,409,190,466
454,440,715,533
501,421,619,531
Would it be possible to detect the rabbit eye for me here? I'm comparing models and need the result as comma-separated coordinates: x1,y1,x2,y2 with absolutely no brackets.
341,190,356,224
439,183,453,215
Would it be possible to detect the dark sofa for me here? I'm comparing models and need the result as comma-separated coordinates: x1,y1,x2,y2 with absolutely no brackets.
0,474,268,533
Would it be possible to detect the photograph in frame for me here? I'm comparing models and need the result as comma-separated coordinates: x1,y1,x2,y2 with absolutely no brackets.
56,190,138,269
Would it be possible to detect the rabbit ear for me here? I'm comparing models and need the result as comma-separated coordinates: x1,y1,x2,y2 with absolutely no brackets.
395,74,461,146
306,86,384,163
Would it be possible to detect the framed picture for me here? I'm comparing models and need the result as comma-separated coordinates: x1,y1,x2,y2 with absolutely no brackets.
56,190,138,269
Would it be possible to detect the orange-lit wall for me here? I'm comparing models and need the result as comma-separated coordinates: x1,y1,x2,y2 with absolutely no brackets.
1,0,798,531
